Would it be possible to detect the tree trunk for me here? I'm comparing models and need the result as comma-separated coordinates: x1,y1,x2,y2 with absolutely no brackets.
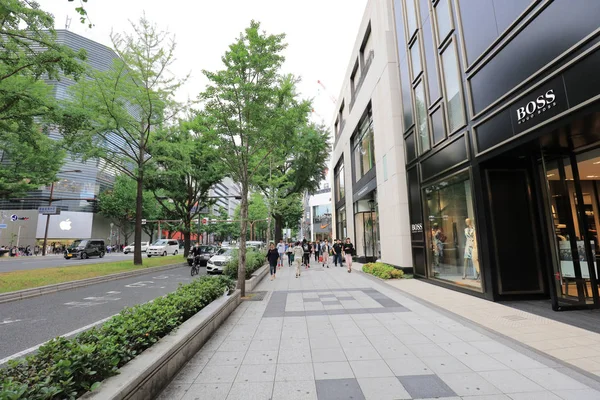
183,218,191,257
274,214,284,242
133,172,144,265
238,182,249,297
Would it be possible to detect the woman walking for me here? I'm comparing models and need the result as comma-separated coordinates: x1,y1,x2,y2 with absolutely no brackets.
293,241,304,278
342,237,355,273
266,243,279,280
321,239,331,268
287,241,294,267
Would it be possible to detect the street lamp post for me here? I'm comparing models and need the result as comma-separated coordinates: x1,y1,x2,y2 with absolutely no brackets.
42,170,82,256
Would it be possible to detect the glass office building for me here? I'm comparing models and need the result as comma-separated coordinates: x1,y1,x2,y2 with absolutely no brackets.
394,0,600,310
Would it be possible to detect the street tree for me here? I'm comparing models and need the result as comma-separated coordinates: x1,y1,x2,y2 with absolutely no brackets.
255,122,331,241
145,124,224,257
0,0,86,198
203,206,238,243
98,175,160,246
198,21,310,295
59,16,185,265
233,192,269,242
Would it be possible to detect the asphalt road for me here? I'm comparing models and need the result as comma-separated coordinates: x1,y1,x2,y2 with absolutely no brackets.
0,252,183,273
0,264,205,363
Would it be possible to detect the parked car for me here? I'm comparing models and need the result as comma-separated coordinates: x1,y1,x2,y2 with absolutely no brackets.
123,242,149,254
246,241,265,251
186,245,218,266
207,247,235,274
147,239,180,257
64,239,105,260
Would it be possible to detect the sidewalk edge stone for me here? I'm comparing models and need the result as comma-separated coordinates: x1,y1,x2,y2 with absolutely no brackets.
245,263,269,292
80,289,242,400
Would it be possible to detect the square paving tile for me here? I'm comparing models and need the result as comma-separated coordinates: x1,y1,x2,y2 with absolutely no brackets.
278,347,313,363
552,389,600,400
349,359,395,378
438,372,502,396
397,374,457,399
226,382,274,400
315,378,366,400
155,382,191,400
235,364,276,383
357,377,411,399
272,380,318,400
249,338,281,351
455,354,511,372
386,356,433,376
490,352,546,370
518,368,588,391
310,335,342,349
478,370,545,393
421,355,471,375
180,383,232,400
338,335,372,348
275,363,315,382
507,392,563,400
207,351,246,367
312,346,347,363
195,365,240,384
242,350,278,365
314,361,356,380
343,345,381,361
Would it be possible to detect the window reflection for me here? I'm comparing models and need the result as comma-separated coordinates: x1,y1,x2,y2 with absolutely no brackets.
353,114,376,181
441,41,466,132
435,0,453,43
415,82,430,154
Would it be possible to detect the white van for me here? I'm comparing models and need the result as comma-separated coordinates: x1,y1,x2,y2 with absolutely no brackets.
147,239,180,257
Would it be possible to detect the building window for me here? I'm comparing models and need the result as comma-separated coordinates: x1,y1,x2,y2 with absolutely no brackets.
410,37,422,81
415,81,430,154
336,101,346,138
353,113,375,182
434,0,453,44
337,206,347,240
441,40,465,133
350,61,359,98
405,0,418,40
424,171,481,290
335,162,345,202
360,23,374,72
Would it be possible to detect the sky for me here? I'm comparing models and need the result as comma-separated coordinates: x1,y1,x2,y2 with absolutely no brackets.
36,0,368,127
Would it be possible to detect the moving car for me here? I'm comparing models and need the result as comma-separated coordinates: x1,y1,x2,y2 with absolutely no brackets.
64,239,105,260
123,242,149,254
207,247,235,274
186,245,218,266
147,239,180,257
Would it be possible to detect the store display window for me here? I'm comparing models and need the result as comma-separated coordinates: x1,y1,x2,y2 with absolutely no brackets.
423,171,482,290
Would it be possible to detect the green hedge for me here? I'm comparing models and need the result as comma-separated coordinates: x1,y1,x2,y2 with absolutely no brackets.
0,275,235,400
223,249,266,280
362,262,404,279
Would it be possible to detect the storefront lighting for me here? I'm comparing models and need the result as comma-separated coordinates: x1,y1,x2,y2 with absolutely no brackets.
547,173,555,177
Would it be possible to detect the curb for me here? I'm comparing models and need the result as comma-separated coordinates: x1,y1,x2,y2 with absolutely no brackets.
81,289,242,400
245,263,269,292
0,262,186,304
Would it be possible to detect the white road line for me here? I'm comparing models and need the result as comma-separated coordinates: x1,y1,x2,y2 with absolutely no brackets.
0,314,116,365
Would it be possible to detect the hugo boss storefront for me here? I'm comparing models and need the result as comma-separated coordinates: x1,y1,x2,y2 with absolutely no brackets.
396,0,600,310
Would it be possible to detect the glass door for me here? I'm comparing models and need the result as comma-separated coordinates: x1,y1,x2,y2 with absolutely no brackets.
543,151,600,307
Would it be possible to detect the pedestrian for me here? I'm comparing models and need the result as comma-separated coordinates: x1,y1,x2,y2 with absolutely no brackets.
313,241,319,262
266,242,279,280
34,245,39,256
277,239,286,268
321,239,331,268
302,239,311,268
342,237,355,273
293,241,304,278
332,239,343,267
286,241,294,267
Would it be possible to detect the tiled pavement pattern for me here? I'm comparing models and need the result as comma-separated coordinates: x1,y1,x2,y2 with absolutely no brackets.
158,261,600,400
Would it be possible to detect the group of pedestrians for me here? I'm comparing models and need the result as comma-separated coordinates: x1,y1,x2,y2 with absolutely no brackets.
266,237,356,280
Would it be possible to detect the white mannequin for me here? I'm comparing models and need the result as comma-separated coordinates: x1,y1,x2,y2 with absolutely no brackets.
463,218,475,279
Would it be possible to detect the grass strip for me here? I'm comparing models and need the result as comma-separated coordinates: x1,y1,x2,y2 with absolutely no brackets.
0,256,185,293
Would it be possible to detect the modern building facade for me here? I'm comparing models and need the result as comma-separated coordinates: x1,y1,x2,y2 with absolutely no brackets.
0,30,120,249
331,0,412,267
392,0,600,310
309,177,333,242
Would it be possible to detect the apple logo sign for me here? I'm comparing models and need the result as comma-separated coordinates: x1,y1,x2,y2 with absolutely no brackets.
59,219,72,231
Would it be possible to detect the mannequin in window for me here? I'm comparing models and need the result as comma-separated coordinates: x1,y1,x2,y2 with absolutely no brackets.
472,229,480,281
463,218,475,279
431,223,444,268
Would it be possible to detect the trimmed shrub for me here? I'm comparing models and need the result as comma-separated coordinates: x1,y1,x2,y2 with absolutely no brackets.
362,262,405,279
223,248,266,280
0,275,235,400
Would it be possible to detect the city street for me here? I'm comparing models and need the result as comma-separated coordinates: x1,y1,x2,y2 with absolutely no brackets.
0,264,202,363
0,252,183,273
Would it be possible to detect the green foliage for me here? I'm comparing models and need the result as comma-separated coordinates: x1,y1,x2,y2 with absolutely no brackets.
203,207,239,242
97,176,160,244
0,0,86,198
223,249,265,280
233,193,269,240
0,275,234,399
362,263,405,280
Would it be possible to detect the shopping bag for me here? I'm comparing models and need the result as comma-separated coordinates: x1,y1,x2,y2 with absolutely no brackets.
319,256,323,262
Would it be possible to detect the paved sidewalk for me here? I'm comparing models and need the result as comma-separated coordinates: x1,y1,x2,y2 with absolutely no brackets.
158,260,600,400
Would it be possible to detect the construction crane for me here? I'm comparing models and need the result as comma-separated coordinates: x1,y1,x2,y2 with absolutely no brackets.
317,80,337,104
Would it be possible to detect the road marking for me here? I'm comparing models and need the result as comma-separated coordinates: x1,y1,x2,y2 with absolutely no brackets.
1,318,23,325
124,281,154,288
64,301,107,308
106,291,121,294
0,314,116,365
152,275,170,279
83,297,121,301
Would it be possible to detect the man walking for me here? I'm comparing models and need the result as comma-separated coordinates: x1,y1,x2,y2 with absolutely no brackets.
302,239,311,268
321,239,331,268
332,239,343,267
266,243,280,280
277,239,286,268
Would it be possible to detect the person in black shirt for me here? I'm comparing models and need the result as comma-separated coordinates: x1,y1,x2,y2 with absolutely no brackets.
342,237,355,273
332,239,343,267
302,239,311,268
266,243,279,280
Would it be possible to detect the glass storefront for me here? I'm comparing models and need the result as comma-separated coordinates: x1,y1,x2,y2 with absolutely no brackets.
424,171,481,290
353,115,375,182
336,206,347,240
354,193,380,261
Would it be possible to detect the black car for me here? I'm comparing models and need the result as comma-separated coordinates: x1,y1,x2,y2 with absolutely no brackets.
65,239,106,260
187,245,218,266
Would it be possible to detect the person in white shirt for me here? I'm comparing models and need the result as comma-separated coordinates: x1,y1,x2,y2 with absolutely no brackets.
293,242,304,278
276,239,286,267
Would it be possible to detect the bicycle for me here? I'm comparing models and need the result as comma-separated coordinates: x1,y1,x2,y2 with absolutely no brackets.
191,255,200,277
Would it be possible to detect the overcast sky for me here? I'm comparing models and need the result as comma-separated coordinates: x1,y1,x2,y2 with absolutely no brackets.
36,0,367,126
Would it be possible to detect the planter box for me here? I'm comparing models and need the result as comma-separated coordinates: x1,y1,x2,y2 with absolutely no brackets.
81,290,241,400
245,263,269,292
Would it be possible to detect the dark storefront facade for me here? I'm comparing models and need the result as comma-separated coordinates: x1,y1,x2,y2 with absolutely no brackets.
394,0,600,309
